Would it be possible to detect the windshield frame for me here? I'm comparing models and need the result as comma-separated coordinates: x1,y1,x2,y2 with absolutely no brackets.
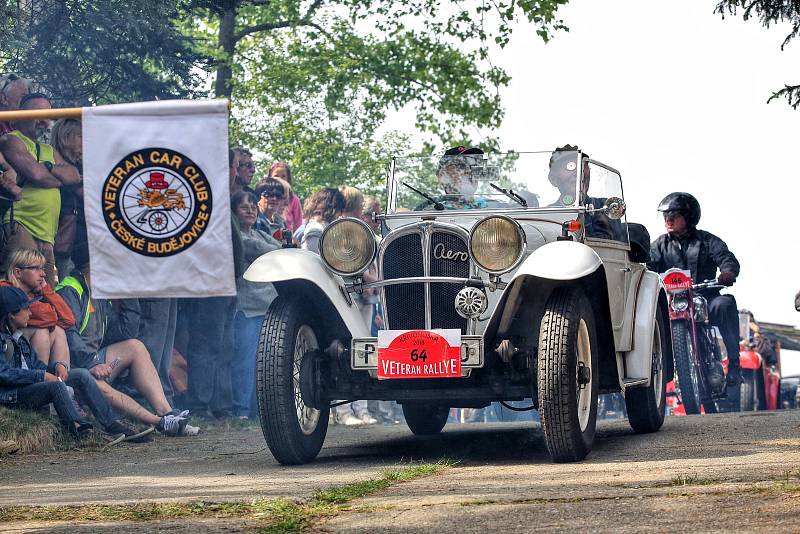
385,150,591,217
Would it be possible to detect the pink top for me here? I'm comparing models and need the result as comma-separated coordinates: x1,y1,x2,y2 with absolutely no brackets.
283,194,303,232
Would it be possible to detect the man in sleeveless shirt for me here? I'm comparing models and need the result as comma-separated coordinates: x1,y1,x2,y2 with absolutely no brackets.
0,93,81,285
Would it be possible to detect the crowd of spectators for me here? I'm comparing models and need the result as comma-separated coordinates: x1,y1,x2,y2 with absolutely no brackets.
0,73,397,453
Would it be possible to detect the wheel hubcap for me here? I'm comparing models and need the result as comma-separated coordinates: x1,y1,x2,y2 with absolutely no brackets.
293,325,320,435
576,319,592,432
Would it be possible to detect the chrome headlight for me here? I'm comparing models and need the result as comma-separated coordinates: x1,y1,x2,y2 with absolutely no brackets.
320,218,376,276
468,215,526,274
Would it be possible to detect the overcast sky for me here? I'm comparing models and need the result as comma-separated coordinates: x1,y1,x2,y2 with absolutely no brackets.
386,0,800,329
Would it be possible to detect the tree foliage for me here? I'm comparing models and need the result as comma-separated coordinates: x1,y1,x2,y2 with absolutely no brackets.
187,0,569,196
716,0,800,108
1,0,207,106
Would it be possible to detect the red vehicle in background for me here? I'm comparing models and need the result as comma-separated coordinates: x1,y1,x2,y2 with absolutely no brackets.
738,311,781,411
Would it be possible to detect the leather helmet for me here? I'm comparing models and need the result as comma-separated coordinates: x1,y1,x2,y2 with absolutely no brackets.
657,192,701,227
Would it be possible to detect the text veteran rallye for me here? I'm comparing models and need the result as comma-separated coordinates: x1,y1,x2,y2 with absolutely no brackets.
244,149,674,465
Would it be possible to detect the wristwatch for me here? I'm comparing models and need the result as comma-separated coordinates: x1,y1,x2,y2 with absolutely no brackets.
43,161,53,172
54,361,69,372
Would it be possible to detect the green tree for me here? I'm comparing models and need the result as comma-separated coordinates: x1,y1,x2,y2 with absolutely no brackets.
716,0,800,108
187,0,569,196
1,0,207,106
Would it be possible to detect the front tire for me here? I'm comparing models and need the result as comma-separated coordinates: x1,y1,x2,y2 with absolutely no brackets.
537,287,599,463
403,404,449,435
625,304,668,433
257,296,329,465
671,321,702,415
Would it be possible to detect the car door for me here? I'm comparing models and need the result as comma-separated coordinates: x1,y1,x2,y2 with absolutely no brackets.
583,161,632,350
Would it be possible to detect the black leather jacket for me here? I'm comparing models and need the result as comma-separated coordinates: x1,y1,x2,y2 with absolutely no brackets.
648,228,740,296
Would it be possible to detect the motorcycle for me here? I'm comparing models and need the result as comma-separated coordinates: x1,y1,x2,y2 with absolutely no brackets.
661,269,729,414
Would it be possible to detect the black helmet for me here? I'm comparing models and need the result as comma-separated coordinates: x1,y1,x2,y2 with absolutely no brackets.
657,192,701,227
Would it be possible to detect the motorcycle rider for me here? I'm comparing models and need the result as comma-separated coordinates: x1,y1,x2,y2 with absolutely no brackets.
648,192,743,400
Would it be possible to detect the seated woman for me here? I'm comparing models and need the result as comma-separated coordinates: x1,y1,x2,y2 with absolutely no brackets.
2,248,74,370
0,286,150,442
56,240,198,437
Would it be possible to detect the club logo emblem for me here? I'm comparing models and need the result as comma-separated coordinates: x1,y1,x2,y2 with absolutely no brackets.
102,148,212,257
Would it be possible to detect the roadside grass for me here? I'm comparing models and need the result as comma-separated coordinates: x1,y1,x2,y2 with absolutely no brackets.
0,459,455,532
0,406,59,453
669,473,716,487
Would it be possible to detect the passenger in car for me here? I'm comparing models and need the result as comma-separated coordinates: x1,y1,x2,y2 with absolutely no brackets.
434,146,488,210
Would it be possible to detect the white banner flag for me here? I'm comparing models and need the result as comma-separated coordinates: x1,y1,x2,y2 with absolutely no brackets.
82,99,234,299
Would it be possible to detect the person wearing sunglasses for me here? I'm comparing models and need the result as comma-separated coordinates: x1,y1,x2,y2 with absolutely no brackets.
254,178,289,236
232,147,256,195
0,74,31,136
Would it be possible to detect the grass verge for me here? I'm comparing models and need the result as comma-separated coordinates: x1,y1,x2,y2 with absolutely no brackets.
0,406,59,453
0,459,455,532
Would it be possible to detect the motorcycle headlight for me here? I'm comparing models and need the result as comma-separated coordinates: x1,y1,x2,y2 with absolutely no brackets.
320,218,376,276
469,215,526,274
670,295,689,312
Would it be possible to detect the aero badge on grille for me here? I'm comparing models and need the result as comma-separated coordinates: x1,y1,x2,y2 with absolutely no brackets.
433,243,468,261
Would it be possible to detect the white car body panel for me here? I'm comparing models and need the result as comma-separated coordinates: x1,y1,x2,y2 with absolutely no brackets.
622,270,662,385
509,240,603,281
244,249,370,338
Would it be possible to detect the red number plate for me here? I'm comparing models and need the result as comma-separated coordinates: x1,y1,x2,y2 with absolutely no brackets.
376,329,462,380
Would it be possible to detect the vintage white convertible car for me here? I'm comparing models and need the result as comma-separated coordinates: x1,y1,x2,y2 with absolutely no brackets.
245,148,673,465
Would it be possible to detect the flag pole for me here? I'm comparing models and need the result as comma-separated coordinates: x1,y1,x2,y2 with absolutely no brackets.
0,107,82,121
0,100,231,122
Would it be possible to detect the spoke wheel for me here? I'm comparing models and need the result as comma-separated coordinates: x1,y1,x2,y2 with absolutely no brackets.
671,321,702,415
537,287,599,463
257,296,329,465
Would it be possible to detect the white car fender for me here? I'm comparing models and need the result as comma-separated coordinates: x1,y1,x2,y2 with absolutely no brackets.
244,249,370,338
511,240,603,281
622,270,661,384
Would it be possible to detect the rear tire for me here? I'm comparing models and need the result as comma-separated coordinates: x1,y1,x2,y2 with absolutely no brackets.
671,322,702,415
740,370,756,411
537,287,598,463
256,296,329,465
403,404,449,435
626,304,668,433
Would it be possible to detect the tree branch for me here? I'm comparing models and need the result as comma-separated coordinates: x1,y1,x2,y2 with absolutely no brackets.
234,0,324,41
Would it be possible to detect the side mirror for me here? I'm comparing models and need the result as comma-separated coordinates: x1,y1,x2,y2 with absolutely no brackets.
603,197,626,220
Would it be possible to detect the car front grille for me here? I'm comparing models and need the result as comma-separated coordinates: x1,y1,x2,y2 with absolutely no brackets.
380,223,470,333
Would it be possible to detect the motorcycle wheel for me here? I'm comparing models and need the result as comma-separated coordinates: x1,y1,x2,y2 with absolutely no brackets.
740,370,756,411
671,321,702,415
625,304,668,433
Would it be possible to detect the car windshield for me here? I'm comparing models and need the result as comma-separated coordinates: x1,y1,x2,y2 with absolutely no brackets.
389,151,580,213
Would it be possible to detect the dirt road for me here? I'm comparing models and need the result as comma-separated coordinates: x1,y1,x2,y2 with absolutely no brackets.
2,410,800,532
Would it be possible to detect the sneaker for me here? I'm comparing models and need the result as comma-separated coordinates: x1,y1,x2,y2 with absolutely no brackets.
357,413,378,425
339,413,365,426
157,410,189,436
182,423,200,436
70,421,94,440
103,421,154,443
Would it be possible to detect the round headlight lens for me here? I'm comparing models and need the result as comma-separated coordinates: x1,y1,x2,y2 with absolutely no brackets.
469,216,525,274
320,218,376,276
